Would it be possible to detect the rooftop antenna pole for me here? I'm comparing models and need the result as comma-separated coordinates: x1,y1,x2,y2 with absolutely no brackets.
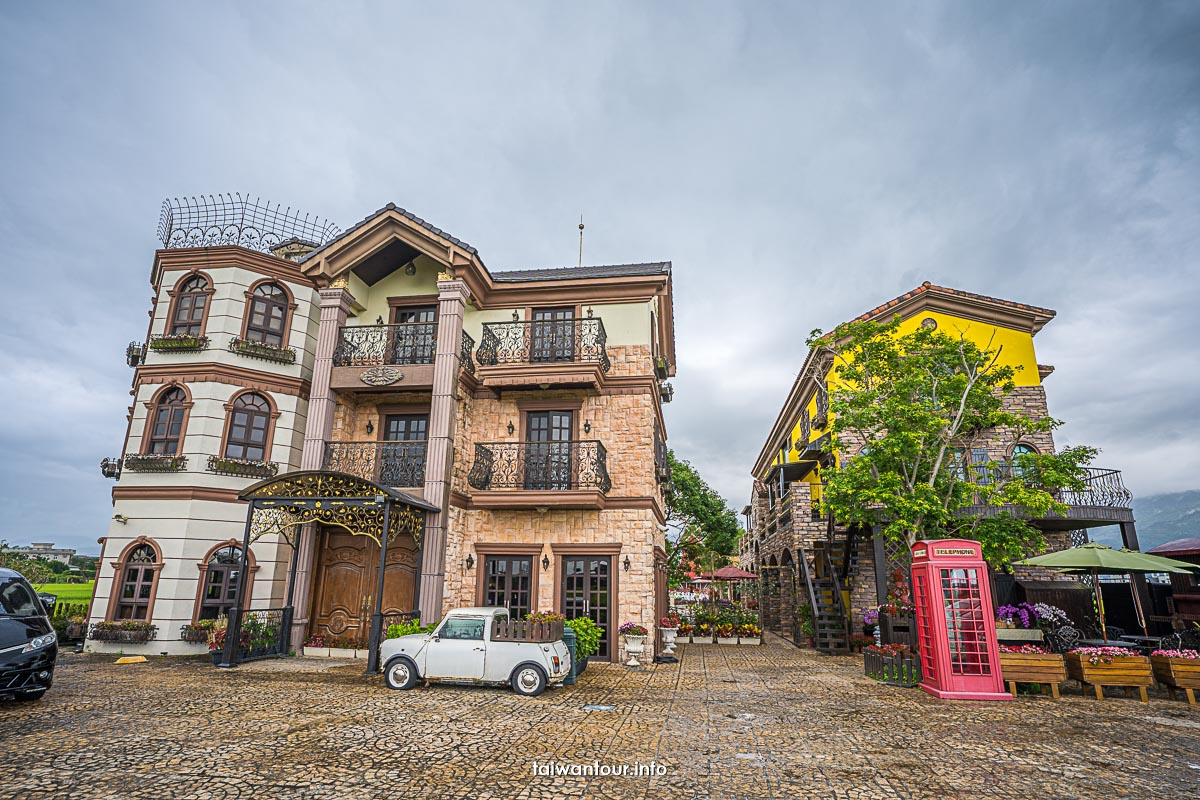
578,215,585,268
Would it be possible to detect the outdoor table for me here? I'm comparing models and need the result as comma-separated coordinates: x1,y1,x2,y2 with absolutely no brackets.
1077,638,1140,649
1119,635,1163,647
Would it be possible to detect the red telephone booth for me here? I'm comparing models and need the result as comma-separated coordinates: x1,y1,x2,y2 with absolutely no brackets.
911,539,1010,701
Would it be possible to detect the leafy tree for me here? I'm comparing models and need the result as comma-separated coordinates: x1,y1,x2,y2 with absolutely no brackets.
663,451,743,586
0,542,57,585
810,317,1097,568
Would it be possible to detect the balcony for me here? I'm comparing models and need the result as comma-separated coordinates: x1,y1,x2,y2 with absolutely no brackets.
474,318,611,391
330,323,437,391
323,441,427,488
467,440,612,509
959,466,1135,529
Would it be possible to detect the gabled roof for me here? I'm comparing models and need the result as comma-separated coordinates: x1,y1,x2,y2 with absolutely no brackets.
492,262,671,283
300,202,479,265
849,281,1056,333
1147,537,1200,557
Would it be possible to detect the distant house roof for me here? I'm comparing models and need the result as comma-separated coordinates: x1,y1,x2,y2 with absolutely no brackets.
492,262,672,283
1147,537,1200,557
300,203,479,264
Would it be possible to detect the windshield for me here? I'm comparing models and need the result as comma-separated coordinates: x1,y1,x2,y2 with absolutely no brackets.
437,616,486,640
0,577,42,618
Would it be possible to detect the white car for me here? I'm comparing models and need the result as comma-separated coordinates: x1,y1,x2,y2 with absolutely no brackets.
379,607,571,697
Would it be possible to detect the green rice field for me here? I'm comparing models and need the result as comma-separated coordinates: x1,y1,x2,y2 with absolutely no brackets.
32,582,94,604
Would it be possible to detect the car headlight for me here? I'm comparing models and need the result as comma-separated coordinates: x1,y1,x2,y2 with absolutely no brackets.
23,632,56,652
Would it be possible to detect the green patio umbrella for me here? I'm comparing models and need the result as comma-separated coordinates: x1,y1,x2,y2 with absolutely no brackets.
1015,542,1197,639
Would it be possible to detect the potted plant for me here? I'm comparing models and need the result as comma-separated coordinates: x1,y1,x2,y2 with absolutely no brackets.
66,615,88,640
1067,647,1153,701
208,617,250,664
996,602,1039,630
861,607,879,636
618,622,649,666
738,623,762,646
715,624,737,645
693,622,713,645
303,634,330,658
659,612,680,655
1150,648,1200,705
180,619,215,644
677,621,693,644
565,617,601,675
848,633,875,653
998,644,1067,699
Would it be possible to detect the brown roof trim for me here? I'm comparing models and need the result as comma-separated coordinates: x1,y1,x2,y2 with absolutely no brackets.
153,246,317,290
448,491,665,525
113,486,244,503
135,362,311,398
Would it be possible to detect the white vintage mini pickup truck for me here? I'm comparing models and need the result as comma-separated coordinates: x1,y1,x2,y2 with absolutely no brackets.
379,607,571,696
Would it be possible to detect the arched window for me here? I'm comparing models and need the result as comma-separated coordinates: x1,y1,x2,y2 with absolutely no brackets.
115,543,159,620
198,546,243,620
245,283,288,346
1012,443,1038,478
170,275,210,336
146,387,188,455
224,393,271,461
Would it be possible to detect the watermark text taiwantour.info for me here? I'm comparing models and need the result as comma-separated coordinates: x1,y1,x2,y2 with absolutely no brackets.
531,760,668,777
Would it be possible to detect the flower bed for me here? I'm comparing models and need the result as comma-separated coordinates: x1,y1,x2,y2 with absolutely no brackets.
1150,649,1200,705
180,620,215,643
89,621,158,643
864,643,921,688
1067,648,1152,702
998,645,1066,699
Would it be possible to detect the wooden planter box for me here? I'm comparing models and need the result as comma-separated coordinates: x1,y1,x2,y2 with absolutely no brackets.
1066,653,1152,702
1151,656,1200,705
491,618,564,643
999,652,1066,699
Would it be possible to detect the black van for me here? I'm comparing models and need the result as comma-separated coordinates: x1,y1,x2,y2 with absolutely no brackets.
0,568,58,701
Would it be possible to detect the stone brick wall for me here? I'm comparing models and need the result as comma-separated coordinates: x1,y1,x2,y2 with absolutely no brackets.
606,343,654,378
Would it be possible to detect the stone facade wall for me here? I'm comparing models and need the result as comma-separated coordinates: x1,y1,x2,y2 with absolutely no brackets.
606,343,654,379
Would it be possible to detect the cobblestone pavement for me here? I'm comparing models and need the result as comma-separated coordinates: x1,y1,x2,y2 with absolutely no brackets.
2,635,1198,799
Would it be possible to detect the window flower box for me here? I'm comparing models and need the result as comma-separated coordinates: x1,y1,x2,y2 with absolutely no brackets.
228,336,297,364
180,621,215,644
1066,649,1152,702
88,621,158,643
998,647,1066,699
206,455,279,479
654,355,671,379
124,453,187,472
1151,650,1200,705
149,333,208,352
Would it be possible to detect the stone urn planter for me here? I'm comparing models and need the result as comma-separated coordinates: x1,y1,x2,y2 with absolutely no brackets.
999,651,1067,699
1151,655,1200,705
1067,652,1152,702
623,635,646,667
659,627,678,656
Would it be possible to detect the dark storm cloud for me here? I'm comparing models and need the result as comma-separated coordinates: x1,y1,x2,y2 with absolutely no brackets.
1,2,1196,551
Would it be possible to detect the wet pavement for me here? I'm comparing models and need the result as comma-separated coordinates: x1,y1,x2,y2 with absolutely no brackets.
1,635,1198,799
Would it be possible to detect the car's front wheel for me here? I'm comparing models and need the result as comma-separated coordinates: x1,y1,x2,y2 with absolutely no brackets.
383,657,418,690
511,664,547,697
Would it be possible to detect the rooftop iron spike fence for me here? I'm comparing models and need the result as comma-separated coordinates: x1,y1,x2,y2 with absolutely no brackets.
158,194,341,255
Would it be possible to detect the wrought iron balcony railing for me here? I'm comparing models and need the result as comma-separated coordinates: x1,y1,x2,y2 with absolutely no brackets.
332,323,437,367
467,441,612,493
460,330,476,375
323,441,427,488
962,463,1133,508
475,318,611,373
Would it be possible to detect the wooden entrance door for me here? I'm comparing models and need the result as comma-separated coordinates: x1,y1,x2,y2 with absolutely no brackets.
562,556,613,660
309,527,419,642
526,410,573,490
530,306,575,363
482,555,534,619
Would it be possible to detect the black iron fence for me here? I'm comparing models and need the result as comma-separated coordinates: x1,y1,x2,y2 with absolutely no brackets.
460,330,476,375
216,608,289,665
467,441,612,493
332,323,437,366
475,318,611,373
323,441,427,488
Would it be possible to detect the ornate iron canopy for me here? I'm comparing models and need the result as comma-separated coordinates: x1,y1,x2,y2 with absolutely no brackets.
239,470,436,546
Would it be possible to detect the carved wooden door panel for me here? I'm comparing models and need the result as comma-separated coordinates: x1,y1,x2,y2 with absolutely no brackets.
310,527,419,640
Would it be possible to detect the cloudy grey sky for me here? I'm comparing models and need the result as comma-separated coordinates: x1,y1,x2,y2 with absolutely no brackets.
1,2,1197,554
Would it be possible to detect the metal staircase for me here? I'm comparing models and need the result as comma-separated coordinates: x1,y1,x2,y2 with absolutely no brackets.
798,545,850,654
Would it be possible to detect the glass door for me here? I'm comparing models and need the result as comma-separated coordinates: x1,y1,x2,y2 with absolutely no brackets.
483,556,533,619
525,411,573,490
530,306,575,363
562,556,612,660
380,414,428,487
390,305,437,364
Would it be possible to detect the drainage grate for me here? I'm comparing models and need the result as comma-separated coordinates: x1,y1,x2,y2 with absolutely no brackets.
582,704,616,711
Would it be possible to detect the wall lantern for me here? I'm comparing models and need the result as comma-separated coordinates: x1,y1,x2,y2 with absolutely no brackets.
623,555,631,572
512,310,520,322
376,315,384,325
465,553,475,570
583,420,591,434
404,261,417,276
365,420,374,436
542,554,550,570
507,421,515,435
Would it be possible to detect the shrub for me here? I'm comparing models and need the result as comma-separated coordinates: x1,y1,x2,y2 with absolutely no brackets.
525,611,566,625
566,617,602,660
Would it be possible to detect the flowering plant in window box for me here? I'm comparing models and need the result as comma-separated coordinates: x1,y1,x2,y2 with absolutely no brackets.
1067,647,1152,701
228,336,297,364
88,621,158,643
180,620,215,643
123,453,187,472
149,333,208,352
206,454,279,479
1150,649,1200,705
998,644,1066,698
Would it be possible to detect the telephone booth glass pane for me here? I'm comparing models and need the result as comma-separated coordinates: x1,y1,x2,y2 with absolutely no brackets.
940,568,991,676
913,572,937,684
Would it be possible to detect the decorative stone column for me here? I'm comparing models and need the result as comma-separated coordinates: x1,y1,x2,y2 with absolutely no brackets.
289,285,354,648
418,276,468,620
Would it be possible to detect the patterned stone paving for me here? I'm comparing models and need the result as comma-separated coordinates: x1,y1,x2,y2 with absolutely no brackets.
1,635,1198,799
